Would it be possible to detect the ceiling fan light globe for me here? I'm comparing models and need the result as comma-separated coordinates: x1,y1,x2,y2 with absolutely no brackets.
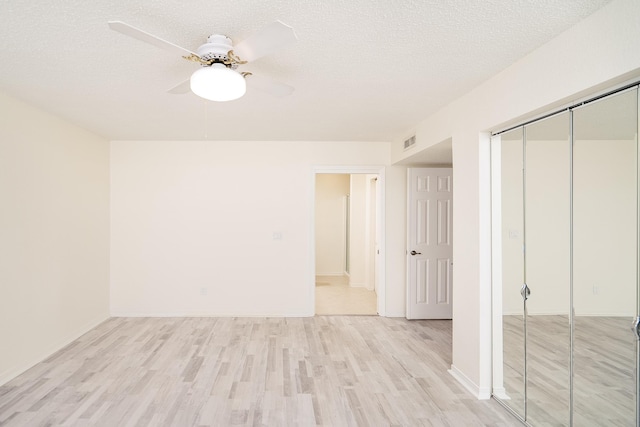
190,64,246,102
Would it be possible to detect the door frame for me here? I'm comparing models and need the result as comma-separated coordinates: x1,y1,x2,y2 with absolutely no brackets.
365,175,378,292
311,165,386,316
490,134,509,400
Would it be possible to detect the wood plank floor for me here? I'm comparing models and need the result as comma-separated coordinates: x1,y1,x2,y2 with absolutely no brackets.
0,317,520,426
500,315,636,426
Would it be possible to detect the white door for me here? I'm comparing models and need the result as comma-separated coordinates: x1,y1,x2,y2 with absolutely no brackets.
407,168,453,319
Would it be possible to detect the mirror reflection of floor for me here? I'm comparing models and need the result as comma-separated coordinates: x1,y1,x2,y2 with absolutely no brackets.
315,275,377,315
499,315,635,425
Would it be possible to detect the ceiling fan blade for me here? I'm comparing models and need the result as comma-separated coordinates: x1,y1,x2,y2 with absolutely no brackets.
167,79,191,94
247,74,294,97
108,21,198,58
233,21,297,63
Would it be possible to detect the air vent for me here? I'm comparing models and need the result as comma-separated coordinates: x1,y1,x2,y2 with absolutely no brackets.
404,135,416,150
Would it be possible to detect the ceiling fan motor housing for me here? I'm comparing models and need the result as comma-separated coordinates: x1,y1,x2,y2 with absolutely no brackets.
197,34,234,65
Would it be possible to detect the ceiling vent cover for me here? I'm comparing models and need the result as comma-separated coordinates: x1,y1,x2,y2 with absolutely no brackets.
404,135,416,150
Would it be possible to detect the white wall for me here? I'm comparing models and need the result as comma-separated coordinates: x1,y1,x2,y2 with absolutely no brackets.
110,140,403,316
573,139,637,316
500,138,571,316
315,174,350,275
498,134,525,315
348,174,367,287
0,91,110,386
524,138,572,316
500,136,636,317
391,0,640,398
385,165,408,317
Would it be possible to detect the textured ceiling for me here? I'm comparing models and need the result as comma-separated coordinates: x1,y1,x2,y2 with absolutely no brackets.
0,0,612,141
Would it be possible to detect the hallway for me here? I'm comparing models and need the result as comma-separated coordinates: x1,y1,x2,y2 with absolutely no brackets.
315,275,377,315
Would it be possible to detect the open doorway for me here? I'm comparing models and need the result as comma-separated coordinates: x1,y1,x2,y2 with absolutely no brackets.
314,173,380,315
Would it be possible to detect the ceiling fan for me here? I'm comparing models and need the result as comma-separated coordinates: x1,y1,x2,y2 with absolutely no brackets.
108,20,297,101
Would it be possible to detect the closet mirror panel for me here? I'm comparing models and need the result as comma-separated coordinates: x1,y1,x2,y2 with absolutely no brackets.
572,88,638,426
495,127,526,419
523,112,571,426
493,85,640,426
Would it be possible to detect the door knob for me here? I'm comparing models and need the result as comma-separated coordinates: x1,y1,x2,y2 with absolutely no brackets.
631,317,640,341
410,250,422,255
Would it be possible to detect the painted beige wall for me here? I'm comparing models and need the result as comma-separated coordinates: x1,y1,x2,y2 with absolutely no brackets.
110,140,402,316
0,91,110,385
391,0,640,398
315,174,350,275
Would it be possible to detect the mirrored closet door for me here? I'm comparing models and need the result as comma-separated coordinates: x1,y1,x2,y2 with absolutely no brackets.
491,85,639,426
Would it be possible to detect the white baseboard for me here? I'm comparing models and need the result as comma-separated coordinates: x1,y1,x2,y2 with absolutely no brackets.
0,315,109,387
492,386,510,400
575,312,636,317
503,311,633,317
502,311,568,316
448,364,491,400
110,311,314,318
384,312,406,318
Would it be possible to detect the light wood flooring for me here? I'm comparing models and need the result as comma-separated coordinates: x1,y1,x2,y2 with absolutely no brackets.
500,315,636,426
0,316,520,426
315,275,377,315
